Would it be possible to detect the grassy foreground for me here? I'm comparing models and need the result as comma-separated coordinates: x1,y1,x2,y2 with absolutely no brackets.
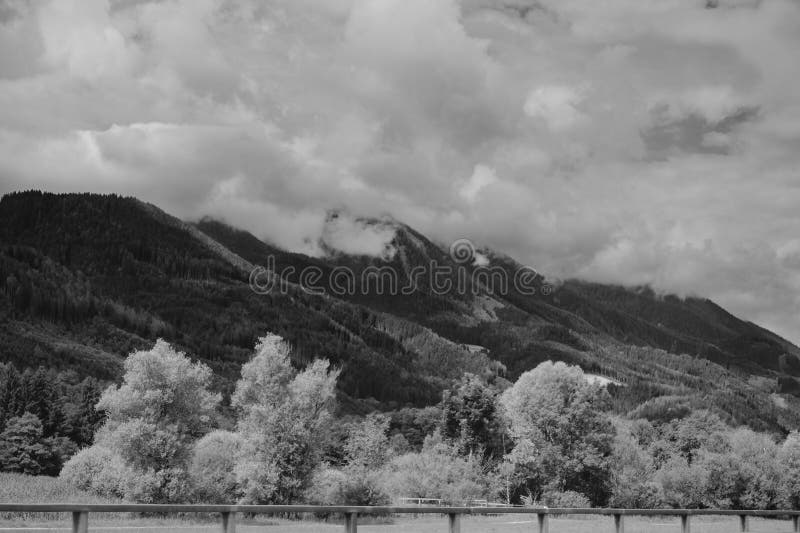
0,476,796,532
0,515,797,533
0,474,214,528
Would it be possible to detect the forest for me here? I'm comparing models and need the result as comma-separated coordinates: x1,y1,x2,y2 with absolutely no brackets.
0,364,104,476
1,335,796,510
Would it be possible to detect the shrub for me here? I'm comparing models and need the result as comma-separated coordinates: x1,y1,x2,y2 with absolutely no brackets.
60,445,130,498
655,457,707,508
608,482,664,509
306,466,349,505
190,430,241,502
540,490,591,508
306,466,390,506
381,434,494,504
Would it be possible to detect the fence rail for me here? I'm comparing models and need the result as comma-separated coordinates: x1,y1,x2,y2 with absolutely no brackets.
1,504,800,533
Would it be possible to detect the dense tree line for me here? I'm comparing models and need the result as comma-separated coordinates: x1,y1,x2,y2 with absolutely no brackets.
0,364,104,475
51,337,800,510
427,317,800,434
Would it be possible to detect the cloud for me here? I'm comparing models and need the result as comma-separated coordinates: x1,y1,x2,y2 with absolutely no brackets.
460,164,498,203
524,85,588,131
321,211,398,259
1,0,800,343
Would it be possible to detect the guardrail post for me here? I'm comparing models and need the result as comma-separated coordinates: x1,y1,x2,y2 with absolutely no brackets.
680,514,691,533
793,515,799,533
537,512,549,533
448,512,461,533
344,512,358,533
739,514,749,532
220,511,236,533
614,513,624,533
71,511,88,533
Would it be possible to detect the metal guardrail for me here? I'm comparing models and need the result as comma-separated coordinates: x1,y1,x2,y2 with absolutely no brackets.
1,504,800,533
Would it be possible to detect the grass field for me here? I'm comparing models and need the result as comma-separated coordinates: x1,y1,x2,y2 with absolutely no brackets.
0,515,798,533
1,476,796,533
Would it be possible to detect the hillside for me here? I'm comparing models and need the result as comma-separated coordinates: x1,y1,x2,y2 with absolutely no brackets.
0,191,493,409
2,191,800,432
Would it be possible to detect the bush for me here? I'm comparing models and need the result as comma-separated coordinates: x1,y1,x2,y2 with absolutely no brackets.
540,490,591,508
190,430,241,502
60,446,130,498
608,482,664,509
306,466,390,506
655,457,707,508
306,467,349,505
381,434,494,504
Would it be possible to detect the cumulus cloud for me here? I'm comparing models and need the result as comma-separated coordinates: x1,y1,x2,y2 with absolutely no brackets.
1,0,799,342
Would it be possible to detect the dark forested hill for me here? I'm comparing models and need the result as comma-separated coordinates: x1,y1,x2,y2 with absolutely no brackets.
2,191,800,432
0,191,494,409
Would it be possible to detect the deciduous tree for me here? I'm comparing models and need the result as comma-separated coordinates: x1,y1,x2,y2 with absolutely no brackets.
500,361,615,505
233,334,339,504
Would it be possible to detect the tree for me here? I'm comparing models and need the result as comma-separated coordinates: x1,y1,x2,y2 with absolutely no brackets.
727,428,780,509
500,361,615,505
608,423,663,508
22,367,67,438
62,377,106,447
651,427,781,510
0,364,24,432
440,374,507,459
307,413,394,506
778,431,800,509
62,339,219,502
655,456,708,508
0,412,74,476
233,334,339,504
659,411,729,464
344,413,391,469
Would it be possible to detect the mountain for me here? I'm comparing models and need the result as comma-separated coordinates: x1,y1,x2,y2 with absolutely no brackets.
2,191,800,432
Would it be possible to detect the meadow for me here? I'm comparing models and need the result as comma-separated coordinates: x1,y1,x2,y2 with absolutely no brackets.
0,514,798,533
0,477,797,533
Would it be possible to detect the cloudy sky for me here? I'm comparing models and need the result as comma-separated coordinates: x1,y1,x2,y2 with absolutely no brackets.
1,0,799,342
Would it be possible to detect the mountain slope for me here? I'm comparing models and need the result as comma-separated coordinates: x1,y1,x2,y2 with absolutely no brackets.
2,191,800,432
198,214,800,431
199,214,800,379
0,191,496,409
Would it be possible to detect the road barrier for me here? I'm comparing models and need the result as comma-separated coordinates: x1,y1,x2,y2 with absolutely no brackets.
1,504,799,533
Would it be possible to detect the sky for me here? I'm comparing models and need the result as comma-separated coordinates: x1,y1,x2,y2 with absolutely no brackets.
0,0,799,343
